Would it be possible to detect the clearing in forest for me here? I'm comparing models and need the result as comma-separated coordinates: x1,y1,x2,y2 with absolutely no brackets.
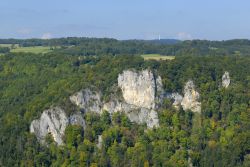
141,54,175,60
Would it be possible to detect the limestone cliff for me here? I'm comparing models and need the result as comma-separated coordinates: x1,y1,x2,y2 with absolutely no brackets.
103,99,159,128
118,69,163,109
222,71,230,88
70,69,161,128
31,69,164,145
181,80,201,113
70,89,102,113
30,107,85,145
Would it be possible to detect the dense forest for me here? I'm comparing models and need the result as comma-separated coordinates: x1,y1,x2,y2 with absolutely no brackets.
1,38,250,56
0,38,250,167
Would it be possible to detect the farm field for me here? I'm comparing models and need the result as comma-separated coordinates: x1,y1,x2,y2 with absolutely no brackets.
141,54,175,60
0,44,19,48
10,46,52,54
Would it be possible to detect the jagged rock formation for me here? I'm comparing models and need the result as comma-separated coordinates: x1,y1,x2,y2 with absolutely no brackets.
70,89,102,113
118,70,163,109
71,69,161,128
30,69,168,145
30,107,85,145
30,69,205,145
222,71,230,88
165,80,201,113
181,80,201,113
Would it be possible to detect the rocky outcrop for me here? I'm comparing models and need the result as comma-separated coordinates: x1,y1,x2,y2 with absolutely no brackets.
181,80,201,113
103,99,134,114
103,99,159,128
70,89,102,113
126,108,159,128
97,135,103,149
69,113,86,128
165,80,201,113
69,69,161,128
30,107,85,145
222,71,230,88
31,69,163,145
111,69,161,127
166,92,183,109
118,70,163,109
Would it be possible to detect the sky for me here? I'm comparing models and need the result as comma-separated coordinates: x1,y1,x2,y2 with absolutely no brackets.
0,0,250,40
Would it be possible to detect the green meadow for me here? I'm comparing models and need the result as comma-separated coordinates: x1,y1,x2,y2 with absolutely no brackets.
141,54,175,60
10,46,52,54
0,44,19,48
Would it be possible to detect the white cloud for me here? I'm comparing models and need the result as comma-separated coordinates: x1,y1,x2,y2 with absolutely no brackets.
176,32,192,40
41,33,52,39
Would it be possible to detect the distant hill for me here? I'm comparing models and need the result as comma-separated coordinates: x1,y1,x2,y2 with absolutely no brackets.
146,39,181,45
124,39,181,45
1,37,250,56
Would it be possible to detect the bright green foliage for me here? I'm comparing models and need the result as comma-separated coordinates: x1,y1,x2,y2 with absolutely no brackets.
65,125,84,148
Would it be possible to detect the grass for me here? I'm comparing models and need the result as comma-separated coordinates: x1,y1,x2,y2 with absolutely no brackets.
10,46,52,54
141,54,175,61
0,44,19,48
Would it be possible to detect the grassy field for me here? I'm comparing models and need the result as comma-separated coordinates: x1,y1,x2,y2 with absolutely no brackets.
141,54,175,60
0,44,19,48
10,46,52,54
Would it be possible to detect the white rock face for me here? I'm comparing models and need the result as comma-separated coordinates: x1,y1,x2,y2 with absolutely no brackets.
222,71,230,88
69,113,86,128
70,83,160,128
30,107,85,145
30,107,68,145
101,69,162,128
103,99,133,114
97,135,103,149
127,108,158,128
118,70,162,109
181,80,201,113
103,99,159,128
70,89,102,113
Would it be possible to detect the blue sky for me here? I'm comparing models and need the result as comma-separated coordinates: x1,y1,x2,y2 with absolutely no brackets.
0,0,250,40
